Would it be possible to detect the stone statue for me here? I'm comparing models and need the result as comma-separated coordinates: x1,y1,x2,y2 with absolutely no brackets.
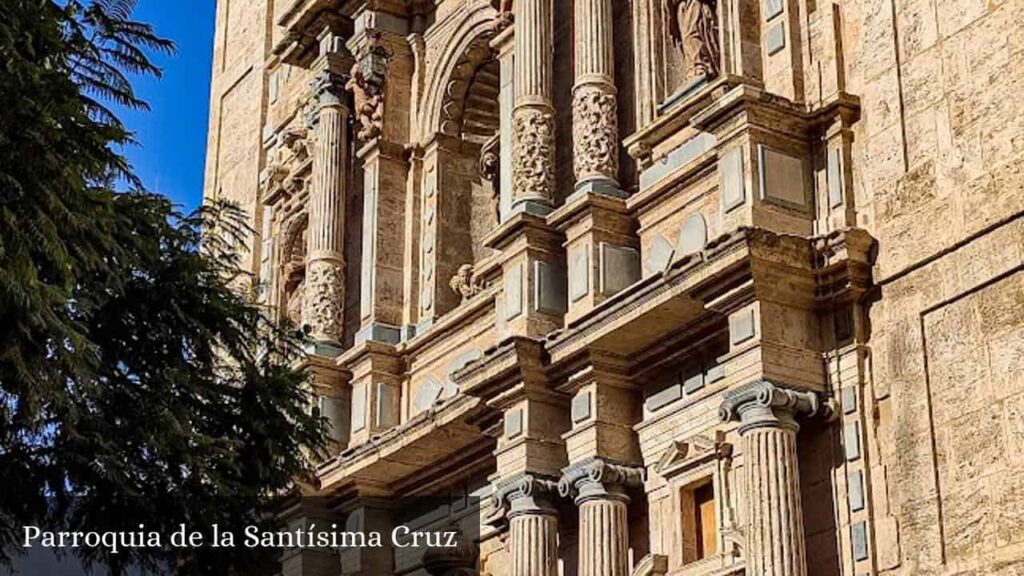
450,264,483,302
346,62,383,142
491,0,514,34
665,0,721,83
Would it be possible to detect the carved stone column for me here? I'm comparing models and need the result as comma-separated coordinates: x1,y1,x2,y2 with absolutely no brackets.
304,70,349,352
560,459,643,576
511,0,556,213
719,381,829,576
572,0,620,195
507,475,560,576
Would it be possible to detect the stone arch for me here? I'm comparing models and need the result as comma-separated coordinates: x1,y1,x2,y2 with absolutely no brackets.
420,4,498,140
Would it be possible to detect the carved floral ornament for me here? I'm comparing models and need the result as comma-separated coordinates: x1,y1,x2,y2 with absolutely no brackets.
572,85,619,180
301,259,345,342
511,108,556,200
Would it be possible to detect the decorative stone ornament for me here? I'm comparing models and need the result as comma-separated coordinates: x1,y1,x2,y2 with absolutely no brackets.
572,85,619,183
559,458,644,504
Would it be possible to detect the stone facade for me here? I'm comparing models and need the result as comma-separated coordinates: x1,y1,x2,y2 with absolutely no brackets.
203,0,1024,574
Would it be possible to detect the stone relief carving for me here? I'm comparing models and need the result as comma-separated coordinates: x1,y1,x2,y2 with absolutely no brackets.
346,32,390,143
346,63,383,142
512,108,555,202
479,133,501,223
302,260,345,342
450,264,483,302
282,127,311,160
665,0,721,84
572,86,619,180
490,0,514,34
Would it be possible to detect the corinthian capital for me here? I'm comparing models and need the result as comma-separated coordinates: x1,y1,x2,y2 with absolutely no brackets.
312,69,348,109
559,458,644,505
719,380,832,433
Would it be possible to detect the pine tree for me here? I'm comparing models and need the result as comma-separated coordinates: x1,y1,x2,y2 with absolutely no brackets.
0,2,325,573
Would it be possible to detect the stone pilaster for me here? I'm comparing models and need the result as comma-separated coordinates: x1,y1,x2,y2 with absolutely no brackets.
511,0,555,213
719,381,830,576
572,0,619,194
303,69,349,351
506,475,560,576
560,459,643,576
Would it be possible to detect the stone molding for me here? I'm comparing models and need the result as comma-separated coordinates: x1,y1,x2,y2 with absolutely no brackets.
719,380,830,433
559,458,644,505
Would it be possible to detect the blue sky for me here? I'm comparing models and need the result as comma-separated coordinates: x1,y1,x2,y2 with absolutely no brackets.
115,1,217,213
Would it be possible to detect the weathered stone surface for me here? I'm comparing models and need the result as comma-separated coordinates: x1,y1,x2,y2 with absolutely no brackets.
205,0,1024,572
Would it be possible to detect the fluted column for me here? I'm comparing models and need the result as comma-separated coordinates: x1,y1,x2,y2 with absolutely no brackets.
506,475,560,576
560,460,643,576
511,0,555,212
304,70,349,349
719,381,830,576
572,0,619,193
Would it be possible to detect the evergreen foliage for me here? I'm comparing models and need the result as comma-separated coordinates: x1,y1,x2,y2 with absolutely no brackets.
0,1,325,573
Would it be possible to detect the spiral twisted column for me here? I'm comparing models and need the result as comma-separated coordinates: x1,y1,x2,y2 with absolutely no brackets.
511,0,556,212
303,70,349,349
560,459,643,576
506,475,560,576
719,381,830,576
572,0,620,192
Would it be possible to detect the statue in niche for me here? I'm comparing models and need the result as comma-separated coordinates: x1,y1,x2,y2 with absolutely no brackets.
664,0,721,85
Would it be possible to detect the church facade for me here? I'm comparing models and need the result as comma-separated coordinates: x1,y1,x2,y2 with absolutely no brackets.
203,0,1024,574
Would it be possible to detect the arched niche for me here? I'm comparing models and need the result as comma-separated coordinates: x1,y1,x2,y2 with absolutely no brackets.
278,213,308,329
418,7,502,323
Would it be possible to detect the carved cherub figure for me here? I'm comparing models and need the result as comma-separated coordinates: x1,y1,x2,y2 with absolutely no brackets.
665,0,721,83
345,62,383,142
450,264,483,302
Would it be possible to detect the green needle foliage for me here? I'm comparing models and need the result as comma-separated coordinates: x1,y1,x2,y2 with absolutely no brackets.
0,1,326,574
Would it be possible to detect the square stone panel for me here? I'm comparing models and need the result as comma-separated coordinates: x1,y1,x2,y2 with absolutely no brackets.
848,470,865,512
535,260,567,314
572,391,592,424
719,146,746,212
504,263,523,320
766,22,787,56
505,408,523,439
763,0,784,21
828,146,845,208
351,382,367,433
599,243,640,297
758,145,806,208
569,245,590,302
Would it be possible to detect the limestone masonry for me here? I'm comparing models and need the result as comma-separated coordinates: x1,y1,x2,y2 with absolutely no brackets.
203,0,1024,574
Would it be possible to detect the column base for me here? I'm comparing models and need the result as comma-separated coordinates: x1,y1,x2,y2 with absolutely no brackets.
303,340,343,358
570,178,628,201
354,322,402,345
510,198,554,217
